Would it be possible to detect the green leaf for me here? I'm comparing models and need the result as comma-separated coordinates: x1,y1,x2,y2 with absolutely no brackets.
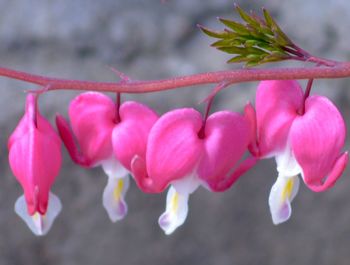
262,9,293,45
211,38,243,47
264,51,289,60
246,47,268,55
246,54,262,60
258,42,281,52
274,31,292,46
245,60,262,67
235,5,260,28
261,28,274,37
218,46,246,54
244,40,256,47
199,26,229,38
201,5,304,66
227,55,247,63
219,18,250,35
262,8,274,28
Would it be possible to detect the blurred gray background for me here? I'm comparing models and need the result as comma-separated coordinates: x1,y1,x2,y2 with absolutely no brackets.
0,0,350,264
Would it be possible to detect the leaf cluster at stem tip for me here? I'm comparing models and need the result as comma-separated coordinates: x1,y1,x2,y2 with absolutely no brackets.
199,4,307,67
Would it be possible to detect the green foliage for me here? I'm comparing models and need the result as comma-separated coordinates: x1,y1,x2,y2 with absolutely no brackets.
200,5,303,67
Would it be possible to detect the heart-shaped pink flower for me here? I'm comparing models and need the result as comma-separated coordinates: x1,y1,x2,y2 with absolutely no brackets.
132,108,255,234
246,80,348,224
56,92,158,222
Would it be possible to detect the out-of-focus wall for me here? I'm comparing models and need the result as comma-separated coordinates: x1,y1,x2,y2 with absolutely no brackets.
0,1,349,264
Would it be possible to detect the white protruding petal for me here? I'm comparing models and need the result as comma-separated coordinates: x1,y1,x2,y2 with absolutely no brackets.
101,157,129,179
103,175,130,222
276,146,302,178
268,175,300,225
15,192,62,236
158,186,189,235
101,157,130,222
172,172,200,194
158,173,200,235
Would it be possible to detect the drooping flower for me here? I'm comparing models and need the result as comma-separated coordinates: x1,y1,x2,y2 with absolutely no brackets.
132,108,256,234
245,80,348,224
9,94,62,236
56,92,158,222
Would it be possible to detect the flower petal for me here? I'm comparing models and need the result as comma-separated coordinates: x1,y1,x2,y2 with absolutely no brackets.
275,145,302,177
197,111,251,188
207,156,257,192
244,102,259,156
101,157,129,221
56,115,91,167
130,155,155,192
145,108,203,192
158,186,190,235
15,192,62,236
307,152,348,192
268,175,299,225
112,101,158,171
255,80,303,157
102,175,130,222
101,156,129,179
68,92,115,164
290,96,347,191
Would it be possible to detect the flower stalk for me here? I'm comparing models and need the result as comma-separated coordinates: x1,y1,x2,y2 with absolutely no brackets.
0,63,350,94
299,79,314,115
115,92,121,123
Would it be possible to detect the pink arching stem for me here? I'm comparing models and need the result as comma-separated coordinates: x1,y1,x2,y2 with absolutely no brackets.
0,63,350,94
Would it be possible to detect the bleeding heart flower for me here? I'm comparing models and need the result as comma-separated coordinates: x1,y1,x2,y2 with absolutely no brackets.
8,94,62,236
56,92,158,222
246,80,348,225
132,108,256,234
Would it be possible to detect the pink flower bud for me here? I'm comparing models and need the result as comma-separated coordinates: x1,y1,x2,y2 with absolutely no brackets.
9,94,62,235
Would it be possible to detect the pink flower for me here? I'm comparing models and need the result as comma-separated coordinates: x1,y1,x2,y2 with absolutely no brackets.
246,80,348,224
8,94,62,236
56,92,158,222
132,108,256,234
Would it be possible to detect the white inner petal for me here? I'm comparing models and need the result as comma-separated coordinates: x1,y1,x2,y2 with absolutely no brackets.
172,171,200,195
101,157,130,222
158,173,200,235
103,175,130,222
158,186,190,235
275,146,302,178
15,192,62,236
268,175,300,225
101,156,129,179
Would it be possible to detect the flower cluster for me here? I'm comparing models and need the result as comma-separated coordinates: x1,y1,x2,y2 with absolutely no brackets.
9,80,348,236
